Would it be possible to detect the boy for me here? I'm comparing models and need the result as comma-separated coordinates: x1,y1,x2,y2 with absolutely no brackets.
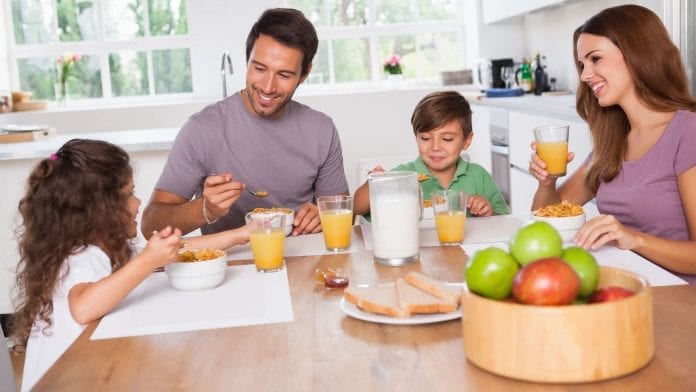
353,91,509,217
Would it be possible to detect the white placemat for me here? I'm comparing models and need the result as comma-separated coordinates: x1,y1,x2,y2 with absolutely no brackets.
360,215,523,249
226,229,365,261
459,242,687,287
91,264,294,340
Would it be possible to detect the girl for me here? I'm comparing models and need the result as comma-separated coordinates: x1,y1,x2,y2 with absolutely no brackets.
529,5,696,283
12,139,249,391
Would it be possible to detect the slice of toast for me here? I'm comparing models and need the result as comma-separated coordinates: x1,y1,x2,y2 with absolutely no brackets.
344,284,406,318
404,271,462,305
395,278,458,316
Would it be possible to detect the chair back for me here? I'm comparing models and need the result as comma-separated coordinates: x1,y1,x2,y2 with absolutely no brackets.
355,155,414,189
0,325,17,392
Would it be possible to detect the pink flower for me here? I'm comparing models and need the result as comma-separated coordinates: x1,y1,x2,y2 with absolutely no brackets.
388,55,401,66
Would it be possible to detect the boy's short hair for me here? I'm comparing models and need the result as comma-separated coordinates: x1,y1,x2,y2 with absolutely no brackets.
410,91,473,137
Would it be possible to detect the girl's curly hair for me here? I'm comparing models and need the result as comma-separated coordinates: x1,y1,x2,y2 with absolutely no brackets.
12,139,134,344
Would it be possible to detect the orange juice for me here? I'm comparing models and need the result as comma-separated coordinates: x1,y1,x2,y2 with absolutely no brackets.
435,210,466,245
537,141,568,176
320,209,353,250
250,228,285,272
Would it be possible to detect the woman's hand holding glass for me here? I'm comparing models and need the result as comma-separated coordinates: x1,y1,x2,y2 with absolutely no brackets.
529,141,575,186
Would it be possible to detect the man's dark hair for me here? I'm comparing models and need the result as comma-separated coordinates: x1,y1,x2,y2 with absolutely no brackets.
245,8,318,77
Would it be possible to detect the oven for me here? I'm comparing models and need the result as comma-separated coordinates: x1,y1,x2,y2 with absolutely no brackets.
489,108,510,205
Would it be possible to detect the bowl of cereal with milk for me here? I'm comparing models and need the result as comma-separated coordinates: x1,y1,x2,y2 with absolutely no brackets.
531,200,586,242
250,207,294,236
165,249,227,291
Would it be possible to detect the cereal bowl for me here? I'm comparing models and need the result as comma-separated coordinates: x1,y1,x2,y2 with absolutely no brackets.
165,249,227,291
532,201,586,241
250,207,294,236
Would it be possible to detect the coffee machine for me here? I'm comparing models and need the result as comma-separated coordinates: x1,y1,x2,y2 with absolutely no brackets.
490,58,514,88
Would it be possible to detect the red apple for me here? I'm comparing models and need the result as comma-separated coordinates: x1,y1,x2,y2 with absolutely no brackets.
588,286,634,303
512,258,580,305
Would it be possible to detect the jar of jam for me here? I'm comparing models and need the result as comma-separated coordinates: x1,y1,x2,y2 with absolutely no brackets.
315,268,349,289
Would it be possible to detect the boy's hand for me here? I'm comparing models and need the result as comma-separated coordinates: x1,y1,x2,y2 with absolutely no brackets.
467,195,493,217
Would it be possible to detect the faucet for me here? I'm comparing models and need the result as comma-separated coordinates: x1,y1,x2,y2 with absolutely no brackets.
221,51,233,99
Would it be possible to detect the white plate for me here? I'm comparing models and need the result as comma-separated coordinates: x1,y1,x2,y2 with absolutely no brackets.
340,283,463,325
1,124,51,133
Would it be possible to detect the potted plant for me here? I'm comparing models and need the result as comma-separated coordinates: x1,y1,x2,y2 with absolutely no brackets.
383,54,403,76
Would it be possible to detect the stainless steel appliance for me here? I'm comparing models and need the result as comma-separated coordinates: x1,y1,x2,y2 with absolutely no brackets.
489,108,510,205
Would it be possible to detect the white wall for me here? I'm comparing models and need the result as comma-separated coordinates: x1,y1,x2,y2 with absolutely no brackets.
522,0,666,92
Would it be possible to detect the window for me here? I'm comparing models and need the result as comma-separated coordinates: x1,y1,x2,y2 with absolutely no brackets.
286,0,466,86
8,0,191,103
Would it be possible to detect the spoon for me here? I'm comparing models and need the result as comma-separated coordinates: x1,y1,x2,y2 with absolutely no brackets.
247,188,269,197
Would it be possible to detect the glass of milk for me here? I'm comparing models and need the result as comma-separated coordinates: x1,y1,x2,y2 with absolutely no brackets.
368,171,421,266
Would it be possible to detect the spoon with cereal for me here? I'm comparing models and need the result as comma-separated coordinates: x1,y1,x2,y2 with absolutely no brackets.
247,187,269,197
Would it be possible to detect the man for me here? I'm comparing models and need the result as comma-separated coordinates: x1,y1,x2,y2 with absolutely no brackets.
141,8,349,238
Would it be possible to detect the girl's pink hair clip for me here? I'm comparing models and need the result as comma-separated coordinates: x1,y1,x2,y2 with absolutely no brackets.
49,153,59,161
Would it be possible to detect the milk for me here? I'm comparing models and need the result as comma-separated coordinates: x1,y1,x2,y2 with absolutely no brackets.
371,194,420,260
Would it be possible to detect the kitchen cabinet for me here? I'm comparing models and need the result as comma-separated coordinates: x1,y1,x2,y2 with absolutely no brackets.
482,0,568,24
508,111,592,215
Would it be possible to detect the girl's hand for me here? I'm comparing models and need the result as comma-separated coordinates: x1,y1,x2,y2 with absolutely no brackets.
143,226,183,269
529,141,574,186
574,214,644,251
467,195,493,217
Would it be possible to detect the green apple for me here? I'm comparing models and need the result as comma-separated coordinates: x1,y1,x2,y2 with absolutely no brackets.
562,246,599,297
465,247,519,300
509,221,563,266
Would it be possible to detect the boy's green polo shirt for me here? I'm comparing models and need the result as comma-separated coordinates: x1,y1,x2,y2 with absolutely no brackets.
392,156,509,216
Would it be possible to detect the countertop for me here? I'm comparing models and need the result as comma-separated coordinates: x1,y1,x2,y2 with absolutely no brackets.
0,91,581,162
465,91,580,120
0,128,178,161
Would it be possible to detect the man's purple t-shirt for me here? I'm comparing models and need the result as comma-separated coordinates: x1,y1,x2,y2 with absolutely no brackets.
155,92,349,233
590,110,696,283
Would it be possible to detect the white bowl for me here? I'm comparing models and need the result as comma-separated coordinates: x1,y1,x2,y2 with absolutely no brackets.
531,212,586,241
165,249,227,291
250,208,294,236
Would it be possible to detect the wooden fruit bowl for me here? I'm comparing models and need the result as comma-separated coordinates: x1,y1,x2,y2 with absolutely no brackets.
461,266,653,383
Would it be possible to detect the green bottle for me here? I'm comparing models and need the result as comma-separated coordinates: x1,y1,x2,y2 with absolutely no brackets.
516,59,533,93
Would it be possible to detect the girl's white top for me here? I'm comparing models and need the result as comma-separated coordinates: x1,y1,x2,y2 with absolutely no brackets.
21,245,111,391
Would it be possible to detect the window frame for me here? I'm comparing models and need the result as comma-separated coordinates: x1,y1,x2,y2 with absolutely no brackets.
4,0,193,105
289,0,467,91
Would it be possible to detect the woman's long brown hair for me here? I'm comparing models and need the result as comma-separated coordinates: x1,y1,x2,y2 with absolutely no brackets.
573,5,696,193
12,139,134,344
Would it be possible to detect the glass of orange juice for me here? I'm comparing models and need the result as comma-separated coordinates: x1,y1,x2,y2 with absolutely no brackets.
317,195,354,251
534,125,570,177
432,190,468,246
245,212,285,273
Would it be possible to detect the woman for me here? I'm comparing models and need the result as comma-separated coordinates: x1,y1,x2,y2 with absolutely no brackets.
529,5,696,283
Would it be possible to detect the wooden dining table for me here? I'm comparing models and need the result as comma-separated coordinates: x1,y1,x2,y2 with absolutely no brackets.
35,240,696,391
